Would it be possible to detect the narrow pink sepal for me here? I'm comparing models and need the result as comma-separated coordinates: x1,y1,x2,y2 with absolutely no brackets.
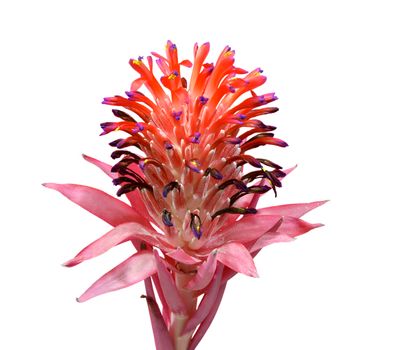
153,251,187,314
250,232,294,253
279,217,324,237
258,200,328,218
166,248,201,265
63,222,161,267
186,252,217,291
217,242,258,277
188,282,227,350
143,278,175,350
77,251,156,302
82,154,152,223
42,183,141,227
182,264,223,335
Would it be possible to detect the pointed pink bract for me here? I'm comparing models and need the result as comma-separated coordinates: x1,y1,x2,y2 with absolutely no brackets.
187,252,218,291
43,183,144,227
63,222,163,267
217,242,258,277
77,251,156,302
258,200,328,218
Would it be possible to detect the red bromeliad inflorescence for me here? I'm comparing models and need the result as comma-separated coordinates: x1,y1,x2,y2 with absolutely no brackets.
44,41,326,350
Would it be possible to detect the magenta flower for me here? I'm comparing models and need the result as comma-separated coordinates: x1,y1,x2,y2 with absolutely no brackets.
44,41,325,350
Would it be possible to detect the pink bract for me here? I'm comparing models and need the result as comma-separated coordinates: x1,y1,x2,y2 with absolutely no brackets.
44,41,326,350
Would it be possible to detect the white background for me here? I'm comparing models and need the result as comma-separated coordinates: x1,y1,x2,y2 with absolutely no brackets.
1,0,401,349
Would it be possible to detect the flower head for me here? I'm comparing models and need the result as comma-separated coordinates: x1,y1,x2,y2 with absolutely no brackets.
44,41,325,350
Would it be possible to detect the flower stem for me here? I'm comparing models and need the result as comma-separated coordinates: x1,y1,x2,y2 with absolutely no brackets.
171,272,198,350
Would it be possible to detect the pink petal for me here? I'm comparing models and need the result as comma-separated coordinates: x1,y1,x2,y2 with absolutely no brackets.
279,216,324,237
258,200,328,218
188,282,227,350
250,232,294,253
82,154,152,222
43,183,142,227
77,251,156,302
153,251,187,314
217,242,258,277
63,222,162,267
186,252,218,291
166,248,201,265
143,278,175,350
182,264,223,335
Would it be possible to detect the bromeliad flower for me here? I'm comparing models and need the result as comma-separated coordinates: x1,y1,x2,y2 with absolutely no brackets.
44,41,326,350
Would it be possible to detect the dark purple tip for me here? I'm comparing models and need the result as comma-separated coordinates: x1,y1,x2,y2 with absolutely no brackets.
190,213,202,239
131,123,144,134
162,209,174,227
109,139,124,147
191,132,201,144
162,181,180,198
225,137,242,144
172,111,182,120
205,167,223,180
199,96,209,105
186,159,201,173
164,141,173,150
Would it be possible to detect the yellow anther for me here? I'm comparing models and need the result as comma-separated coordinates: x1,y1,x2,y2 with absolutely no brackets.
168,73,177,80
132,59,142,66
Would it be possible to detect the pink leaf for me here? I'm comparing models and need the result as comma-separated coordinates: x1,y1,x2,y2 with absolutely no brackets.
153,251,187,314
151,274,171,328
143,278,175,350
77,251,156,302
182,264,223,335
258,200,328,218
217,242,258,277
189,282,227,350
186,252,218,291
43,183,141,227
63,222,162,267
